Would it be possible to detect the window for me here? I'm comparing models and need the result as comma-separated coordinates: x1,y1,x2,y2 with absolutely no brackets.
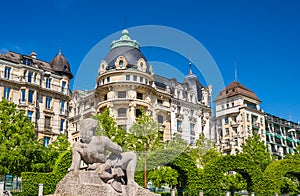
126,75,130,81
62,81,66,93
45,116,51,129
118,108,127,117
225,139,230,147
4,67,11,79
46,96,52,109
225,128,229,136
27,111,33,121
145,79,148,84
46,78,51,89
61,100,65,113
177,120,182,132
104,94,107,101
190,123,195,135
119,60,124,67
21,89,26,102
140,77,143,83
157,115,163,124
157,99,163,105
190,137,195,145
60,119,65,133
225,116,229,124
44,137,50,147
246,114,250,122
4,87,10,100
137,92,143,100
23,58,32,66
28,72,32,83
28,90,34,103
107,77,110,83
133,75,137,81
135,108,142,118
118,91,126,98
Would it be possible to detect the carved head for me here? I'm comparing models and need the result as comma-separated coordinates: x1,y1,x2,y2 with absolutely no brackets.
79,118,98,144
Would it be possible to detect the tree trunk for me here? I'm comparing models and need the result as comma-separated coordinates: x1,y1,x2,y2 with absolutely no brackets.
144,145,147,188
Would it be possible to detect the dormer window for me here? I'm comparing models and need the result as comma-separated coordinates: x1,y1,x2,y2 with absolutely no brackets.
23,58,32,66
119,60,124,67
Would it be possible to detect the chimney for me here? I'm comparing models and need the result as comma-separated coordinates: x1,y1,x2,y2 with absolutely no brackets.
30,52,37,59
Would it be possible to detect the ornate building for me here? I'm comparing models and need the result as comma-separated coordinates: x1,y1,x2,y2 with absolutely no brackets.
214,81,300,157
69,30,213,144
265,113,300,158
0,51,73,146
214,81,265,155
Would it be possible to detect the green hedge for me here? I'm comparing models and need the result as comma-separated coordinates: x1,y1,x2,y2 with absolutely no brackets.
21,150,71,196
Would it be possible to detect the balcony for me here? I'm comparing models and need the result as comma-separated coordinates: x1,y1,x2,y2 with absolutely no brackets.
230,121,239,127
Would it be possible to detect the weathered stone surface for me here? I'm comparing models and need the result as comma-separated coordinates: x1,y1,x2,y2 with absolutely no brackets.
53,170,160,196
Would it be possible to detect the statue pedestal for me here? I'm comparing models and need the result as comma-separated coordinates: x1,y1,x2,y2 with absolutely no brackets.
54,171,160,196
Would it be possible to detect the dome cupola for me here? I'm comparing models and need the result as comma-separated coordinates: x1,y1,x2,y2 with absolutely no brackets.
101,30,150,73
49,50,73,79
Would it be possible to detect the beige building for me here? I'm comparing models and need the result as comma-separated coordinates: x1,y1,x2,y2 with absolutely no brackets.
214,81,265,155
69,30,213,144
0,51,73,146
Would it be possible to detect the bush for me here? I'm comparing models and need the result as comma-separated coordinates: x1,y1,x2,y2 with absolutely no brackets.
21,150,71,196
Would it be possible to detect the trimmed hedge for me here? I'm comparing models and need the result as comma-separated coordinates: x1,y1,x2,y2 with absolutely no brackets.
21,150,71,196
202,155,263,192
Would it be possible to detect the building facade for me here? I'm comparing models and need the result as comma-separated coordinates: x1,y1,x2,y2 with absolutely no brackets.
265,113,300,157
214,81,300,157
0,51,73,146
69,30,213,144
214,81,265,155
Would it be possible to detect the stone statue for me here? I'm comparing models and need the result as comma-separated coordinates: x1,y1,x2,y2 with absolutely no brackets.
68,118,136,187
55,118,159,196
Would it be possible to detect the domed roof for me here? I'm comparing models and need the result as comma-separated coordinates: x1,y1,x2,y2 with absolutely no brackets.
49,51,73,79
104,30,149,71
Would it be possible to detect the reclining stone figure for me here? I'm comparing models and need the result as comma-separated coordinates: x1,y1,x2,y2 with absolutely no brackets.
68,118,137,190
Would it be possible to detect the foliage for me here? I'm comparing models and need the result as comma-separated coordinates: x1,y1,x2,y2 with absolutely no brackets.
259,158,300,194
128,110,162,152
202,155,262,192
21,150,72,196
95,109,127,147
222,173,247,193
0,99,37,177
148,166,178,188
188,133,220,168
239,133,272,171
128,110,163,187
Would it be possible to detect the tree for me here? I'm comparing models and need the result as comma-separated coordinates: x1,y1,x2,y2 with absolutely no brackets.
0,99,37,178
128,111,163,188
189,133,220,168
95,109,127,147
239,133,272,171
148,166,178,188
31,134,71,172
222,173,247,195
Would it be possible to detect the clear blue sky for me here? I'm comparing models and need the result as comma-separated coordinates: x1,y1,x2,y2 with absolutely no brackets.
0,0,299,122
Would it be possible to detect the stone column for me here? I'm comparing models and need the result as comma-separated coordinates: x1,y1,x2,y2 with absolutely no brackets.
38,184,43,196
199,190,203,196
225,191,230,196
171,189,176,196
251,192,255,196
0,182,4,196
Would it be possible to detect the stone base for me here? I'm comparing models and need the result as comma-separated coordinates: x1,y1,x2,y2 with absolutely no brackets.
53,171,160,196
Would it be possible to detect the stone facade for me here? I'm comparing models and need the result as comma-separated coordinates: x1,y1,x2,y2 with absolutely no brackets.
214,81,265,155
214,81,300,157
69,30,213,145
0,51,72,146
